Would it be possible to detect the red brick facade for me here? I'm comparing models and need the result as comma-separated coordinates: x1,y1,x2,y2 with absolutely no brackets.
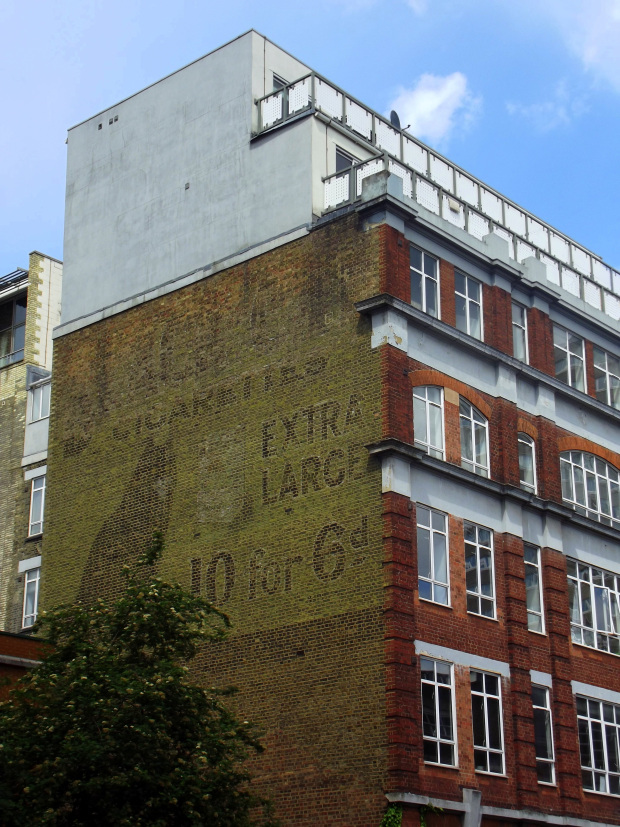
378,227,620,825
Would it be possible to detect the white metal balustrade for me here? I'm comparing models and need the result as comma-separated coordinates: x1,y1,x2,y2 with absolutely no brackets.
256,73,620,323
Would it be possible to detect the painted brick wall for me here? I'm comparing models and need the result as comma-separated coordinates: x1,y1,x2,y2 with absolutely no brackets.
44,215,390,825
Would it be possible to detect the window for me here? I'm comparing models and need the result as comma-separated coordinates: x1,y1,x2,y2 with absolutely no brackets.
560,451,620,529
410,246,439,318
512,302,528,363
28,475,45,536
335,147,358,173
455,272,482,339
470,670,504,774
459,398,489,477
22,566,40,628
417,506,449,605
567,558,620,655
272,73,287,92
421,658,456,766
413,386,444,459
577,695,620,796
30,381,51,422
464,522,495,618
553,325,585,392
0,293,27,368
524,544,544,633
594,346,620,410
518,433,537,494
532,685,555,784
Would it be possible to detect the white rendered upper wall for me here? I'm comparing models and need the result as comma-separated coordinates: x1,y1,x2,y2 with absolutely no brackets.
62,31,312,327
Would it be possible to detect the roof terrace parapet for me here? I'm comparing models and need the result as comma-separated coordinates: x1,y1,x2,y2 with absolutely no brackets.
256,73,620,324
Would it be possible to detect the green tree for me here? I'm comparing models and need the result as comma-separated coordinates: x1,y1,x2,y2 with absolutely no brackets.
0,535,276,827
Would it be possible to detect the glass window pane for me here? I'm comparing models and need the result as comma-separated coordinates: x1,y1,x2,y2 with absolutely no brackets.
555,350,568,384
411,271,423,309
553,326,566,348
455,294,467,333
525,566,541,614
418,528,431,579
410,247,422,271
423,255,437,278
434,534,447,583
514,327,526,361
469,303,481,339
12,324,25,353
426,282,437,317
471,695,486,747
14,296,27,324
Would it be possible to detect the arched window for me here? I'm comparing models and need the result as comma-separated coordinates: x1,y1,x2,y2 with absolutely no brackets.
413,386,444,459
518,433,537,494
560,451,620,529
459,398,489,477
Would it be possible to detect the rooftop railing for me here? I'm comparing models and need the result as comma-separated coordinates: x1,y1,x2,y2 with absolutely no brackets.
256,74,620,323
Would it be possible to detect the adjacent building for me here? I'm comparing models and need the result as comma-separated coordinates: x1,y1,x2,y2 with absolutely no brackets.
43,31,620,826
0,253,61,635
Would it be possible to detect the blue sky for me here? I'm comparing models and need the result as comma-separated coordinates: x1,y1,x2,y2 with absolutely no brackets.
2,0,620,276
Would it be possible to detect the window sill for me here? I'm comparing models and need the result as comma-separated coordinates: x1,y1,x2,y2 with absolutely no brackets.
474,769,507,778
424,760,459,770
419,596,452,609
527,628,547,637
583,788,620,800
26,533,43,542
466,609,498,623
571,637,620,659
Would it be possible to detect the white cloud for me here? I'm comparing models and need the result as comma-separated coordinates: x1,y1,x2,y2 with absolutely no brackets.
387,72,481,145
515,0,620,92
404,0,428,13
506,80,588,131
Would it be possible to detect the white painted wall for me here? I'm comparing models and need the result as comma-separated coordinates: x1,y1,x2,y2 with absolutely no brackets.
62,31,313,326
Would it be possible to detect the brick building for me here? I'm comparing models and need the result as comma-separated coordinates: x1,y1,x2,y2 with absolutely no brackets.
0,253,61,634
44,32,620,826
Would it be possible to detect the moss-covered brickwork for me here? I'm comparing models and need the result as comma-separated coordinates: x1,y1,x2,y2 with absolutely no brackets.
44,214,389,824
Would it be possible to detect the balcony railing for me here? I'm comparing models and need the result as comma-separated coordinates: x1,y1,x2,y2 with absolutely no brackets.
256,74,620,323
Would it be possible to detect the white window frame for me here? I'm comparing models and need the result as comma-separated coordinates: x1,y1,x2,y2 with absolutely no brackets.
560,451,620,529
567,558,620,655
28,474,46,536
410,245,439,318
464,522,495,619
30,381,51,422
593,346,620,410
420,657,457,767
459,398,489,478
512,301,529,363
524,544,545,634
553,324,585,392
518,433,537,494
577,694,620,796
455,271,483,340
470,669,505,774
22,565,40,628
335,146,358,173
532,684,555,785
272,73,288,92
413,386,444,459
416,505,450,606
